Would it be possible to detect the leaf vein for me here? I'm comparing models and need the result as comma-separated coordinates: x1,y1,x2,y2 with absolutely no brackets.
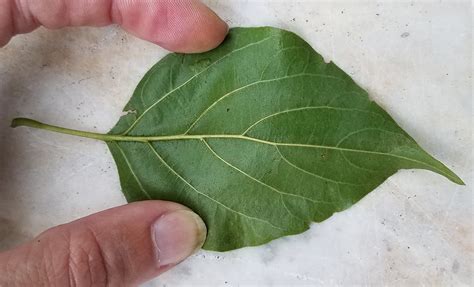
145,142,284,230
275,146,367,186
113,142,152,199
184,73,345,134
103,134,451,180
335,127,406,147
339,150,377,173
122,36,276,135
242,106,385,135
280,196,305,221
259,46,305,80
202,140,329,204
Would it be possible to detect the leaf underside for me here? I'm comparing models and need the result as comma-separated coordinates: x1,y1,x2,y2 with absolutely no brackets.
107,27,462,251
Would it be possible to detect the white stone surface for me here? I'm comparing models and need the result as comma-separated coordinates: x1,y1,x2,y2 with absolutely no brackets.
0,0,472,286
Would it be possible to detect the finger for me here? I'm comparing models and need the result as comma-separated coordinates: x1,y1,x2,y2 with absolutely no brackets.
1,0,228,52
0,201,207,286
113,0,229,52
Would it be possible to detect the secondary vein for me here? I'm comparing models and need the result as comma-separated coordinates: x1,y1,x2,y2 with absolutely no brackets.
146,142,284,230
202,139,329,204
113,142,152,199
121,36,276,135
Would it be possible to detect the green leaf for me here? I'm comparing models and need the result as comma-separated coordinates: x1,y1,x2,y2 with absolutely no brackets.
12,27,463,251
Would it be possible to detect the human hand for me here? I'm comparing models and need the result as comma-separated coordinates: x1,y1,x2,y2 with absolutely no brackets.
0,201,207,286
0,0,228,52
0,0,228,285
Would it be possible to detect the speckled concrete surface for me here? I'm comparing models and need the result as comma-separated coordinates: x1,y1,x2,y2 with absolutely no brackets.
0,1,472,286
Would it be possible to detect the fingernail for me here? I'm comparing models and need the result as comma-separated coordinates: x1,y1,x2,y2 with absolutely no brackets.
152,209,207,267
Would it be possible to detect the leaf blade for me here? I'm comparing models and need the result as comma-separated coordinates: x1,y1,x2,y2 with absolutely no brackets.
106,27,463,250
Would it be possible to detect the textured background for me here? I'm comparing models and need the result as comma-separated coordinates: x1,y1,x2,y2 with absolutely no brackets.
0,0,472,286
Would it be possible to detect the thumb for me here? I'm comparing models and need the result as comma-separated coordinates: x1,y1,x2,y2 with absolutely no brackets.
0,201,206,286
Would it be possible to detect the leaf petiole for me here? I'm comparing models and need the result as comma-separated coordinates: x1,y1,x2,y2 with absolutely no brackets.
11,118,131,142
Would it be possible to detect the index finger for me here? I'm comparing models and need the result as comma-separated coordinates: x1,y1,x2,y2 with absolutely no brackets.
1,0,228,52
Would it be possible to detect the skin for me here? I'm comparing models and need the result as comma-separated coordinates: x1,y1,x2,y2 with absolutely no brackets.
0,0,228,286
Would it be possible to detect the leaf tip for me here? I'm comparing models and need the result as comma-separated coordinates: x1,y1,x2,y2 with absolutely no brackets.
451,174,465,186
441,167,465,186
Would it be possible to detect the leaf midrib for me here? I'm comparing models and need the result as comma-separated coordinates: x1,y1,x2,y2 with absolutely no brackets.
12,117,458,183
133,134,464,184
